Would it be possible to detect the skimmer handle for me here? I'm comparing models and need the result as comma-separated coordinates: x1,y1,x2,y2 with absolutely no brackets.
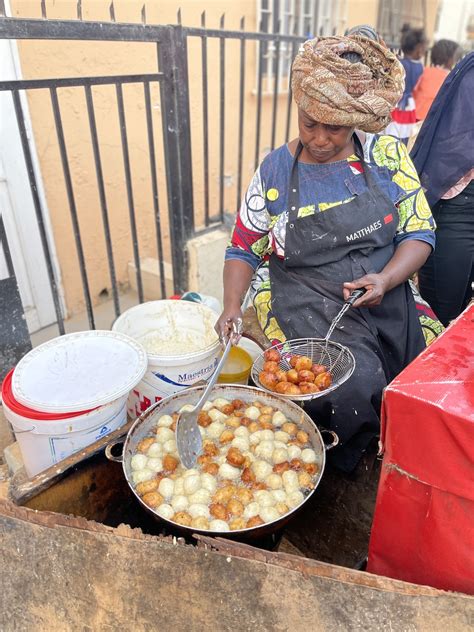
194,337,233,412
345,288,366,306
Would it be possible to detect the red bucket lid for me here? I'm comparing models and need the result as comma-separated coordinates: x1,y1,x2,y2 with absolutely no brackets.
1,368,95,421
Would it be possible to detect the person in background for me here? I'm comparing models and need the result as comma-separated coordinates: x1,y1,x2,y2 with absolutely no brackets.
412,53,474,326
386,24,427,144
412,39,463,122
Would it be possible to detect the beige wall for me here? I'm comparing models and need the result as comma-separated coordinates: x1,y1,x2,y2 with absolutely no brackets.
10,0,439,317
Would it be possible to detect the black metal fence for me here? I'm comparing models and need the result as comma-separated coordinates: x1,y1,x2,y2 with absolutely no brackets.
0,10,307,337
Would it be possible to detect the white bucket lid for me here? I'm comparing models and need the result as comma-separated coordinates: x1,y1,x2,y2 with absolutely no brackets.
12,330,148,413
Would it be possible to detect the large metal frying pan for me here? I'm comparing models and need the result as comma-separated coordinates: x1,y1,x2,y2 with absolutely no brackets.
105,384,338,539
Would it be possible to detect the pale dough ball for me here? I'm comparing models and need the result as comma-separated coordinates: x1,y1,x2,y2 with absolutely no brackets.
188,503,211,519
274,431,290,444
249,432,261,446
212,398,231,409
131,454,148,471
163,439,177,454
301,448,317,464
254,490,275,507
259,506,279,523
282,470,299,492
200,472,217,494
179,404,195,413
255,440,274,461
272,448,289,465
273,440,287,450
132,469,154,484
209,519,230,531
287,445,302,460
272,411,286,427
173,477,185,496
275,502,289,516
147,442,163,458
157,415,173,428
147,457,163,472
251,460,273,482
271,489,287,503
187,488,211,505
286,490,304,509
218,463,241,480
266,473,283,490
183,474,201,495
217,454,227,465
234,426,249,438
183,468,200,478
208,409,227,423
231,436,249,452
156,503,174,520
243,501,260,520
171,495,189,512
260,429,274,441
201,401,213,412
244,406,260,420
207,421,226,439
191,516,210,530
156,427,174,443
158,477,175,499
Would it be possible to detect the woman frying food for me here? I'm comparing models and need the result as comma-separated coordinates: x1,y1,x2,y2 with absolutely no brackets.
217,34,436,473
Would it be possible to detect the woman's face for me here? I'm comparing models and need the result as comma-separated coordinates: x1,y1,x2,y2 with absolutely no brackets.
297,109,355,163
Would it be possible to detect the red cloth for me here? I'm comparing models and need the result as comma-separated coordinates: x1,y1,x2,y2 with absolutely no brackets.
368,304,474,594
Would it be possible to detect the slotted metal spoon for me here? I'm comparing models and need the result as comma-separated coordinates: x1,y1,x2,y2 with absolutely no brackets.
175,336,233,469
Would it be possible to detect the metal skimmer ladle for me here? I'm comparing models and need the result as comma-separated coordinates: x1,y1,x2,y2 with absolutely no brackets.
324,288,366,344
176,336,233,469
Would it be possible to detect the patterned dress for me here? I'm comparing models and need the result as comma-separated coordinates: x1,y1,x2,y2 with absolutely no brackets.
226,134,443,344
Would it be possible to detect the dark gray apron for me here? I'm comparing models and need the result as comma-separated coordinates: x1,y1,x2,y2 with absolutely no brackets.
269,137,425,472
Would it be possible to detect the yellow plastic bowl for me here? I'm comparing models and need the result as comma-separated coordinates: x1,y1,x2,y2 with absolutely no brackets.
217,346,253,385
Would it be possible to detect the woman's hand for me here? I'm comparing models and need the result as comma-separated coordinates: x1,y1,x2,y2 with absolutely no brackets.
215,306,244,344
343,274,389,307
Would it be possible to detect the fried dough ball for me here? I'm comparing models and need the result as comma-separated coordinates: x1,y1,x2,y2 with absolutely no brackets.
200,472,218,494
282,469,299,492
274,370,288,383
248,421,260,433
202,462,219,476
296,430,309,445
188,503,210,519
259,506,279,523
275,382,293,394
221,404,235,416
209,519,230,531
188,489,211,506
264,348,281,363
219,463,241,480
263,360,279,373
241,467,256,484
147,442,163,458
235,487,253,505
163,454,179,472
226,416,241,428
301,448,317,463
295,356,312,371
203,440,219,456
230,517,247,531
234,426,249,438
173,511,192,526
233,410,245,418
198,411,212,427
219,429,234,445
261,406,274,416
299,383,320,394
243,501,259,520
303,462,318,475
289,458,303,471
298,471,314,489
183,474,201,495
171,495,189,512
210,502,229,521
191,516,210,530
311,363,327,375
285,369,298,384
137,437,155,454
273,461,290,474
156,503,174,520
286,490,304,509
272,448,289,465
275,502,289,516
265,473,283,490
135,479,159,496
246,516,264,528
236,416,249,428
227,498,244,517
257,413,271,425
251,459,273,482
226,447,245,468
132,469,154,485
272,411,287,427
232,399,245,410
251,481,269,491
131,453,148,471
314,372,332,389
259,371,278,391
197,454,213,466
298,370,315,383
289,356,299,368
288,445,302,460
213,486,235,504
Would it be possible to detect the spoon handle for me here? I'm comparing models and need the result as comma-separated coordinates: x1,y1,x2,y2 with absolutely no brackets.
194,338,233,412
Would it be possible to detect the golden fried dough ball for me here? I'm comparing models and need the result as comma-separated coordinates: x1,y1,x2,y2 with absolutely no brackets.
286,369,299,384
275,382,292,394
235,487,253,505
250,481,268,491
285,384,302,395
219,429,235,444
275,502,289,516
246,516,264,528
226,447,245,467
273,370,286,383
163,454,179,472
298,370,315,383
241,467,256,484
273,461,290,475
259,371,278,391
191,516,210,530
296,430,309,445
303,462,319,475
198,411,212,427
314,372,332,389
173,511,192,526
209,503,229,521
298,471,314,488
238,416,250,427
311,363,327,375
221,404,235,416
289,356,299,368
137,437,155,454
203,440,219,456
233,410,245,418
248,421,260,433
282,422,297,436
197,454,213,466
202,462,219,476
227,498,244,517
260,420,274,430
299,383,319,394
289,458,303,471
295,356,312,372
230,517,247,531
264,348,281,363
135,479,159,496
263,360,280,373
213,486,235,504
258,413,272,425
232,399,245,410
226,416,241,428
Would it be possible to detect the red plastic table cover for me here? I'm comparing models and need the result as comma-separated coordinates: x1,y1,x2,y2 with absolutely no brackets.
367,304,474,594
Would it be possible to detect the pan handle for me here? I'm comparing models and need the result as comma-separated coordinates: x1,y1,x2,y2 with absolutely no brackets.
320,429,339,451
105,440,124,463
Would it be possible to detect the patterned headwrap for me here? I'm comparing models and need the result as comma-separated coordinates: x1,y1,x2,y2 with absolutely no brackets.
291,35,405,133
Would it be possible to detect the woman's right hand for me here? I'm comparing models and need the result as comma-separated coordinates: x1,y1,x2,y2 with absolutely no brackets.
215,306,244,345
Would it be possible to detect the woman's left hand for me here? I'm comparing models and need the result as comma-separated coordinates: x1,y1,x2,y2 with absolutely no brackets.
343,274,389,307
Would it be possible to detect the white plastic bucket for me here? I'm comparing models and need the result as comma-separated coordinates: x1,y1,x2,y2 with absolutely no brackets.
112,300,221,418
3,394,127,478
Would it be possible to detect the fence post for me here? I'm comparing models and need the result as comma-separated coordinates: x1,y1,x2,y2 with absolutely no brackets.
158,25,194,295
